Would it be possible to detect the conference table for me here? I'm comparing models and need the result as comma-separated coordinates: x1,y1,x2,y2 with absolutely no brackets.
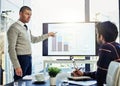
4,75,97,86
5,80,50,86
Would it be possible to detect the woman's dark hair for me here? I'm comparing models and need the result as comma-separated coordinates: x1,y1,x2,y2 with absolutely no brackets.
96,21,118,42
19,6,32,13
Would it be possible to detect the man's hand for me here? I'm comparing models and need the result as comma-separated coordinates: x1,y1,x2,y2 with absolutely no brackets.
71,68,83,77
15,67,23,77
48,32,56,37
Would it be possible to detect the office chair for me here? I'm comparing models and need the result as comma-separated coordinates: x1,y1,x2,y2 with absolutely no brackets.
106,61,120,86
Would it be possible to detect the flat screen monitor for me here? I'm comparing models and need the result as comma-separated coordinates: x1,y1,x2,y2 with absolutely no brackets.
43,22,96,56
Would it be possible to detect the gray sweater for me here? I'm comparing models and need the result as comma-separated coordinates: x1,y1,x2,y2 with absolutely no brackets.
7,21,49,69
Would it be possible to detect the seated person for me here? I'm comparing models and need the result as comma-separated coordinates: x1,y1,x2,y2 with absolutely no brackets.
71,21,120,86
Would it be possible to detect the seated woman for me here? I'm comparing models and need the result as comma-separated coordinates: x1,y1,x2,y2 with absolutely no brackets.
71,21,120,86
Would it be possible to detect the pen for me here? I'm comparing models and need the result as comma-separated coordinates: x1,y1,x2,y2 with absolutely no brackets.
78,67,82,70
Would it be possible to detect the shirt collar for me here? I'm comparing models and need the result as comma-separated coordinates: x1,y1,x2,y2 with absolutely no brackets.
17,20,26,27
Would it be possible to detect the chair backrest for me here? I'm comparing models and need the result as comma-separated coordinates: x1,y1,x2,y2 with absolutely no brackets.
106,61,120,86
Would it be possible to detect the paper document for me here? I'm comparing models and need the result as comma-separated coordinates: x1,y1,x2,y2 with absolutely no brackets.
22,75,33,80
62,80,97,86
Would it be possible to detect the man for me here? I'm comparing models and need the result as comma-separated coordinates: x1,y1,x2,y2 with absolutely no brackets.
71,21,120,86
7,6,56,81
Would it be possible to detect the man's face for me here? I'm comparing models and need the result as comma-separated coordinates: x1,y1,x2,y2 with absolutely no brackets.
97,33,103,45
19,9,32,23
96,28,102,45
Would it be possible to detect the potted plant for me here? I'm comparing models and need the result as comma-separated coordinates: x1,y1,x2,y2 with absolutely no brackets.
48,67,61,86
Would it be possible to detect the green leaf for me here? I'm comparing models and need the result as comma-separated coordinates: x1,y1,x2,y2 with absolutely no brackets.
48,67,61,77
